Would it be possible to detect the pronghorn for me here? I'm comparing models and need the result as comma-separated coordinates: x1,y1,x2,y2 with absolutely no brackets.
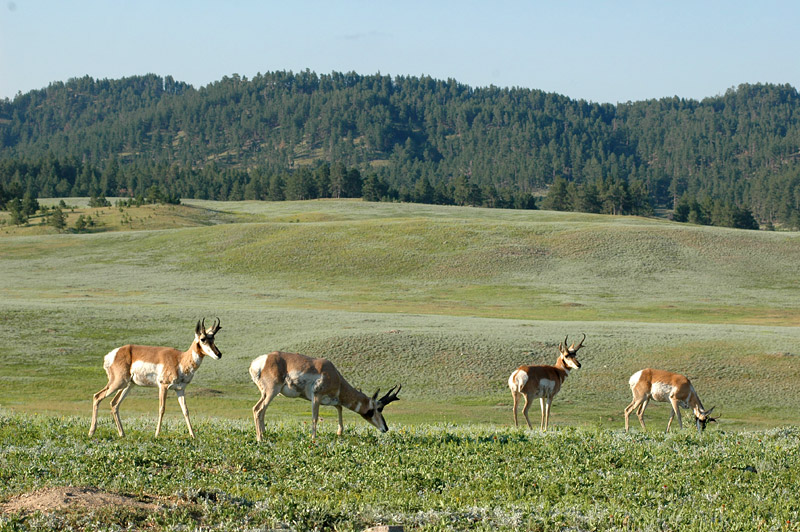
249,351,401,441
89,318,222,438
508,334,585,431
624,368,716,433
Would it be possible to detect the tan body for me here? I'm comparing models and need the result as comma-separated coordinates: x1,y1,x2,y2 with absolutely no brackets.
89,319,222,438
508,335,584,431
249,351,400,440
624,368,715,433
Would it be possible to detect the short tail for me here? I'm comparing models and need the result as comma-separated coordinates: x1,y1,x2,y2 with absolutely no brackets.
508,369,527,394
249,355,266,385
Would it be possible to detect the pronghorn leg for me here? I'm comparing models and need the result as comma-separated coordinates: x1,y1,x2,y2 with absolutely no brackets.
624,396,646,432
155,384,168,437
109,382,133,437
89,378,127,437
335,405,344,436
543,397,553,431
175,389,195,438
623,398,638,432
667,397,682,431
637,397,650,430
252,384,280,442
539,397,546,430
521,395,533,429
311,395,321,439
511,392,520,427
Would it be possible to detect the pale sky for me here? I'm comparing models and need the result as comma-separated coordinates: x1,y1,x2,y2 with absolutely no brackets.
1,0,798,104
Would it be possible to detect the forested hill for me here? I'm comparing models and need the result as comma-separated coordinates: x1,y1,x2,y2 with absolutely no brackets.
1,71,800,226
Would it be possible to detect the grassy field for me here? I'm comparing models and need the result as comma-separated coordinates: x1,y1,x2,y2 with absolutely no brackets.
1,199,799,529
1,412,799,531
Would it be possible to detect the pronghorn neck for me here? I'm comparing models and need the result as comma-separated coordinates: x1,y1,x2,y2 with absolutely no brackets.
182,345,204,373
687,387,705,416
554,355,571,377
338,379,372,415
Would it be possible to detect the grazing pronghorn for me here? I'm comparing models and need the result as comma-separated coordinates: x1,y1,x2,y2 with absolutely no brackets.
249,351,401,441
624,368,716,433
508,334,585,431
89,318,222,438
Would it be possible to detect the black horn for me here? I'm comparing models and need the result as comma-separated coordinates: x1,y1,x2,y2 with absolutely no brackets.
378,385,402,409
574,333,586,351
211,317,222,334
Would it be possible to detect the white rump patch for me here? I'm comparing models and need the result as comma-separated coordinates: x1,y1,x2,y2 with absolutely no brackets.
103,348,120,372
629,370,643,389
249,354,268,383
509,370,528,393
131,360,161,387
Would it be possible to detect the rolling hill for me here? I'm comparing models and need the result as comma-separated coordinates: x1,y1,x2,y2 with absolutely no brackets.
1,199,798,430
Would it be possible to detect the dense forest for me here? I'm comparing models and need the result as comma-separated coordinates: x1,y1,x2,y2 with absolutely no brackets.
1,71,799,228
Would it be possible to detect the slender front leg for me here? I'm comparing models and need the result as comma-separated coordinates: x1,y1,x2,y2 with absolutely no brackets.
176,389,195,438
336,405,344,436
543,398,553,431
155,384,168,437
539,397,546,430
311,395,320,439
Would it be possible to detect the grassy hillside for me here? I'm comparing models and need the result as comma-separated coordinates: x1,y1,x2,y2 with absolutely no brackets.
1,199,799,431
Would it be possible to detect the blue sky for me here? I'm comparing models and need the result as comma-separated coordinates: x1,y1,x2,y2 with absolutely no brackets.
1,1,798,103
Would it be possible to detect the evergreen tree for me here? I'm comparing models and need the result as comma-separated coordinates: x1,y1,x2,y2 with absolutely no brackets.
541,176,572,211
49,207,66,230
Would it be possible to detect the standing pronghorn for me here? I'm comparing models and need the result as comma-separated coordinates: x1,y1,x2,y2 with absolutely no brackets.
89,318,222,438
508,334,585,431
624,368,716,433
249,351,401,441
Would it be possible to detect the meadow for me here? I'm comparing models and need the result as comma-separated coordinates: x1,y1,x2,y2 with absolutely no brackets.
1,199,799,530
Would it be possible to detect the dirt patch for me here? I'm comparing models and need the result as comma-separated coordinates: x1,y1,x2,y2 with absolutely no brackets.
1,486,161,514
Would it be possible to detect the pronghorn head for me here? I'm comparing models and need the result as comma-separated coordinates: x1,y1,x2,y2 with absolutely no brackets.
360,385,402,433
558,333,585,370
694,406,717,432
194,318,222,360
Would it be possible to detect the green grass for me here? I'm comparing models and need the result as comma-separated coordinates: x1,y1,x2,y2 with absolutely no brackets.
2,412,800,531
1,199,799,429
2,199,800,529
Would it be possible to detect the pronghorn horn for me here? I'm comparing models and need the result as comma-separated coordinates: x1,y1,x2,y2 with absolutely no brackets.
211,317,221,333
372,389,379,400
563,335,569,351
574,333,586,351
201,317,207,333
705,406,715,416
378,385,402,406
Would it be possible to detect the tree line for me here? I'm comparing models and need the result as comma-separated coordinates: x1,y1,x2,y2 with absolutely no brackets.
2,72,799,228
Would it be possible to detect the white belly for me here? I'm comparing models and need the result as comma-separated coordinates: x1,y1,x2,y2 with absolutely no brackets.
537,378,556,397
280,371,339,405
650,381,674,402
130,360,161,387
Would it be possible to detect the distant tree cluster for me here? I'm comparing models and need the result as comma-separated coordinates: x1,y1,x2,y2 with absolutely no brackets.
2,72,800,228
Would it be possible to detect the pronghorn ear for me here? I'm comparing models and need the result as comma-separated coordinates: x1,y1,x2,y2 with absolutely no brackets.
372,389,379,401
195,320,203,336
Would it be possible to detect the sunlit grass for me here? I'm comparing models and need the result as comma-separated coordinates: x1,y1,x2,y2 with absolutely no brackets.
1,412,799,531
